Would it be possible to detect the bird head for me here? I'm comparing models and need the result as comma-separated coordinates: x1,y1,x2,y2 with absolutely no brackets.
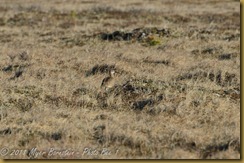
110,69,115,77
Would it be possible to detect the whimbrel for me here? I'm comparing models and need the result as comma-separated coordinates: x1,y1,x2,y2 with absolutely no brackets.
100,69,115,91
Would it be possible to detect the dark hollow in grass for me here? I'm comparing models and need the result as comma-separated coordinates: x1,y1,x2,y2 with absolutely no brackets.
132,99,154,111
86,64,116,77
51,132,62,141
2,65,13,72
218,53,232,60
0,128,12,135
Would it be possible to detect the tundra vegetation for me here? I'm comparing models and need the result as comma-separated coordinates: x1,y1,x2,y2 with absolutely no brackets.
0,0,240,159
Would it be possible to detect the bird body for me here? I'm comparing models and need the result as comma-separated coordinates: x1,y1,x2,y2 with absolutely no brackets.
100,70,115,91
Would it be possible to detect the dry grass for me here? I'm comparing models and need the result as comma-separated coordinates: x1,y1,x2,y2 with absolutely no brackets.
0,0,240,159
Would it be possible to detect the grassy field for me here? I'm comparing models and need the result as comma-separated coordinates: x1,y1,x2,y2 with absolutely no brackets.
0,0,240,159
